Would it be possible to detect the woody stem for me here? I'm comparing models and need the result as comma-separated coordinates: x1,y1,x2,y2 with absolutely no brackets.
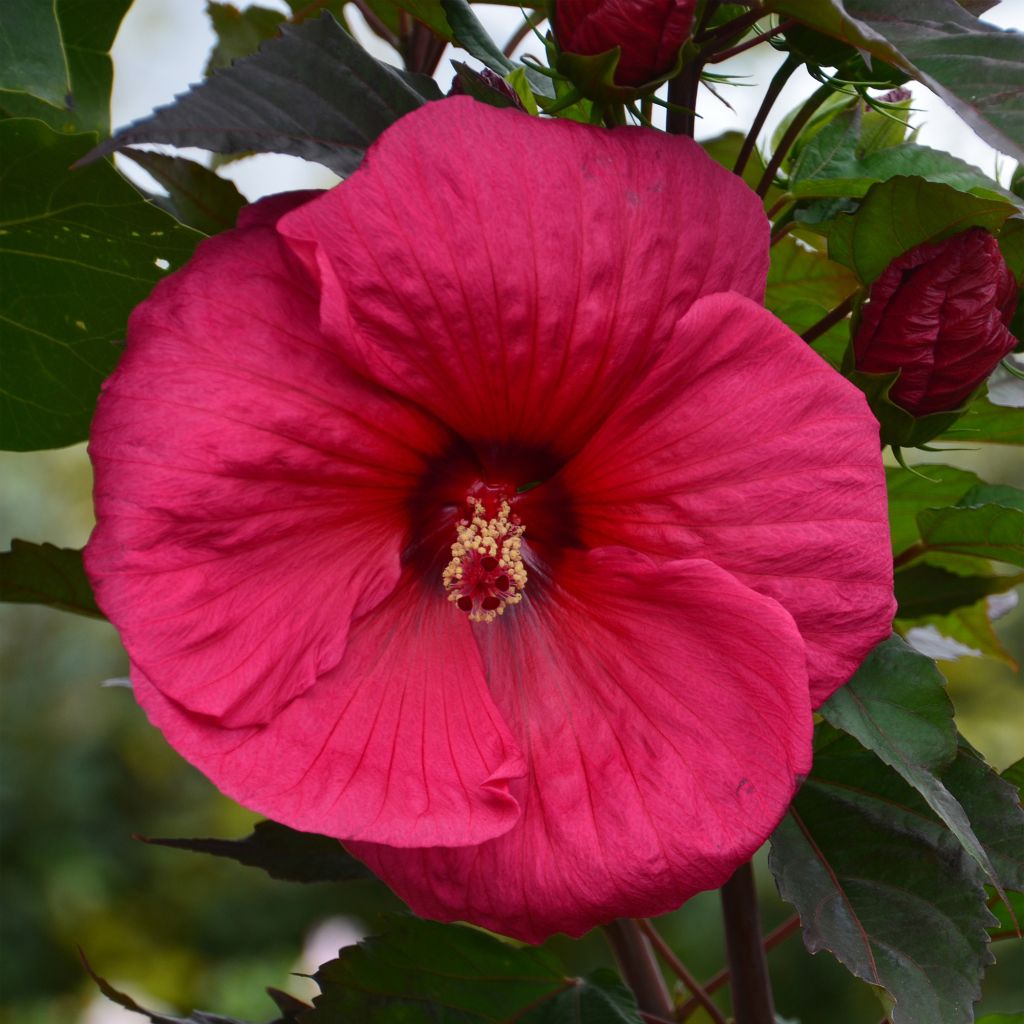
734,54,800,178
801,294,856,344
720,862,775,1024
603,919,674,1018
635,919,728,1024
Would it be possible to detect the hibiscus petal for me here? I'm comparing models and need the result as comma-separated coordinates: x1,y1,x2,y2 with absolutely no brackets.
559,291,895,706
278,97,768,459
131,573,526,846
349,547,812,942
86,199,452,727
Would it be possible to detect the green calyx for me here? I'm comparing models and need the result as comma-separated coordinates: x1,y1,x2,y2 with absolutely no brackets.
843,361,974,449
555,40,690,105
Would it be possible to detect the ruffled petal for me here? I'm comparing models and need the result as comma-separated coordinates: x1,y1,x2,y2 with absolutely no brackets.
557,291,894,706
131,574,526,846
278,97,768,460
86,199,451,727
349,547,812,942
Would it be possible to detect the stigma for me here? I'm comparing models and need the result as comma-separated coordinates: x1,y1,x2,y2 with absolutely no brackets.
442,499,527,623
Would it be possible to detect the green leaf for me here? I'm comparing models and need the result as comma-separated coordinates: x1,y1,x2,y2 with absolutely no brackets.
767,234,860,311
137,820,373,883
306,917,642,1023
828,177,1017,284
0,541,101,617
700,129,770,194
393,0,454,40
769,726,995,1024
0,0,71,109
86,12,443,177
886,464,981,556
943,743,1024,893
765,234,858,364
0,0,134,135
959,484,1024,513
792,142,1017,205
119,151,246,235
0,119,202,451
895,564,1024,619
205,2,286,73
904,597,1019,668
442,0,515,74
820,635,1009,894
1003,758,1024,799
940,395,1024,445
916,502,1024,568
766,0,1024,164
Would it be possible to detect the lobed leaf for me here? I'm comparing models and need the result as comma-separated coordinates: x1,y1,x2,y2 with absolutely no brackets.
84,12,443,177
820,635,1008,894
0,119,202,451
769,726,996,1024
305,916,642,1023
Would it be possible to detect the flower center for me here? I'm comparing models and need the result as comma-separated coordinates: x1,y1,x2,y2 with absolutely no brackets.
442,498,527,623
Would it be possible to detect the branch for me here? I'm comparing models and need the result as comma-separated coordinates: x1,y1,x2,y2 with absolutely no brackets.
733,54,800,177
603,919,674,1018
801,294,856,344
755,81,833,197
678,915,800,1020
719,863,775,1024
635,919,728,1024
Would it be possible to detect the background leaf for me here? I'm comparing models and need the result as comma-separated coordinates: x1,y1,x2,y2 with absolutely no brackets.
305,916,642,1023
916,502,1024,568
119,151,247,235
86,12,443,177
0,0,71,109
0,119,202,451
0,541,101,618
138,820,374,884
0,0,134,135
940,395,1024,445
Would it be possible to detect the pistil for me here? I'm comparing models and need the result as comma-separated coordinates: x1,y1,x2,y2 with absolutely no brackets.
442,499,527,622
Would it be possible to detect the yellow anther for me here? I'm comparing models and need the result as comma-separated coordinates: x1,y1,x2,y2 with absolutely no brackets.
442,499,527,623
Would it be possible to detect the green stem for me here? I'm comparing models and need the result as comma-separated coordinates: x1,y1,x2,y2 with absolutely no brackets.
720,863,775,1024
734,54,800,178
603,919,674,1019
755,80,834,198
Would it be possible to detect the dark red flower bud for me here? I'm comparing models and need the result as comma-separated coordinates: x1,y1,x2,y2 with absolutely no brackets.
852,228,1018,416
552,0,696,87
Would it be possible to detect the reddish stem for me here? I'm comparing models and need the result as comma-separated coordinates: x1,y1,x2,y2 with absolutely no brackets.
636,920,728,1024
801,294,856,344
709,21,795,63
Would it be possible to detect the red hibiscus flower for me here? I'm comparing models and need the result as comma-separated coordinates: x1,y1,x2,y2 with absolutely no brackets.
86,98,894,942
